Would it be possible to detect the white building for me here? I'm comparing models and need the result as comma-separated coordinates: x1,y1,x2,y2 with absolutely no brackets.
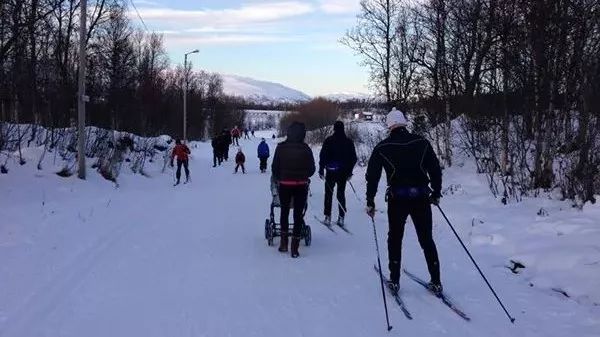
244,110,289,130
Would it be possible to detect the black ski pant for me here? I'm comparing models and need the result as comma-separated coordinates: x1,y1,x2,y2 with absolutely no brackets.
213,150,222,166
279,184,308,238
235,163,245,173
259,157,268,172
176,159,189,182
324,172,347,218
387,197,440,285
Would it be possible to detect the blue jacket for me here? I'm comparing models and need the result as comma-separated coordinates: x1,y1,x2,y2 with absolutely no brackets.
257,141,270,158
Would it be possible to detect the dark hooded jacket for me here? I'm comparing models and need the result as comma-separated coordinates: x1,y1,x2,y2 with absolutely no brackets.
319,121,357,178
365,127,442,205
272,122,315,182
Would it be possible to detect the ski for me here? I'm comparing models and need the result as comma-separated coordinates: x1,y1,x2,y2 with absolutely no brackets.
336,223,353,235
403,269,471,321
374,264,413,320
313,216,336,233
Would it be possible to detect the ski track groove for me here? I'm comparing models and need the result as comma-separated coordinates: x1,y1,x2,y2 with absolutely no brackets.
0,221,133,337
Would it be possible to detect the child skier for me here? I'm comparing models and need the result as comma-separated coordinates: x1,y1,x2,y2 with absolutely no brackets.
235,147,246,174
257,138,270,173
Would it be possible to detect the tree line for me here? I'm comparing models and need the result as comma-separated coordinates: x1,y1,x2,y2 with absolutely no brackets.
0,0,243,141
344,0,600,205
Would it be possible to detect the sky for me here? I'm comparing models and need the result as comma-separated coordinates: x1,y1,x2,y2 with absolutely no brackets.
129,0,370,96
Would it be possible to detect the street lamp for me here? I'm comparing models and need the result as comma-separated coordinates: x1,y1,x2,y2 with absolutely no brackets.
183,49,199,142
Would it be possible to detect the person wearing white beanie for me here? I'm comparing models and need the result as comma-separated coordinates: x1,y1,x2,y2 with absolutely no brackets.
386,107,408,129
365,106,444,295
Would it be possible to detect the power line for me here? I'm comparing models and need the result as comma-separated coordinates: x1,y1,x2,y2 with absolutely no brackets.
129,0,150,33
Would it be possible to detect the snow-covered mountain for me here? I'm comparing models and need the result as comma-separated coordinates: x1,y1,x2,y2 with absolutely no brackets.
221,74,311,105
322,92,373,102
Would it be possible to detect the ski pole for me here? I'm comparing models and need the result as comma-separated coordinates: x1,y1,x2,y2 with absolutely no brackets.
370,215,393,331
436,205,516,323
348,181,363,203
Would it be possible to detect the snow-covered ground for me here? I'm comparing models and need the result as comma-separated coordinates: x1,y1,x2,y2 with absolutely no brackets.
1,129,599,336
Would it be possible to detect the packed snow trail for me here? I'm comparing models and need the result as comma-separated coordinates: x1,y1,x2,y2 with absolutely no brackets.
1,132,599,337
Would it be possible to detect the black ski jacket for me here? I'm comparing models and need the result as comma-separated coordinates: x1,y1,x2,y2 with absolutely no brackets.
272,122,315,182
319,128,357,178
366,128,442,205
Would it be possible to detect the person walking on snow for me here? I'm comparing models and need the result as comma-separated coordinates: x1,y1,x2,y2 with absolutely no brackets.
231,126,241,146
365,107,443,295
221,128,232,161
170,139,191,185
272,122,315,258
211,134,223,167
257,138,270,173
235,148,246,174
319,121,357,227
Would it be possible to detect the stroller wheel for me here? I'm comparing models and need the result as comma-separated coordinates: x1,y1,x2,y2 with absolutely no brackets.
305,225,312,246
264,219,270,240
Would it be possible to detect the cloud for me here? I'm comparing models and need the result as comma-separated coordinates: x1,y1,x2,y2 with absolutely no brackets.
133,2,315,27
132,0,161,7
163,34,298,47
319,0,360,14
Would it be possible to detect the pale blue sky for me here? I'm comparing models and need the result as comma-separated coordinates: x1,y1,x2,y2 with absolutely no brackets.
131,0,369,96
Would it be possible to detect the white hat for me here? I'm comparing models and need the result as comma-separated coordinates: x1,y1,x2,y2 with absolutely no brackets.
386,107,408,128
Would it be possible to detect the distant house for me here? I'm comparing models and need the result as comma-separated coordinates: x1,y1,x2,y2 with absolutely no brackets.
244,110,289,130
361,111,374,121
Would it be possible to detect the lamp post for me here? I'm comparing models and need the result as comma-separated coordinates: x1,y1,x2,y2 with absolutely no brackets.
183,49,199,142
77,0,88,179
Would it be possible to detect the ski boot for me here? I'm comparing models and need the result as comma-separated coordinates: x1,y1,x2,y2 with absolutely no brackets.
291,237,300,258
323,215,331,227
428,282,443,297
387,280,400,294
337,216,345,228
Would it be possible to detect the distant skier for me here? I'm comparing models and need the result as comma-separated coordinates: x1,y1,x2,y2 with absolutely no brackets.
251,129,255,137
244,128,250,139
257,138,270,173
170,139,191,185
318,121,357,227
231,126,241,146
220,128,231,161
272,122,315,258
211,135,222,167
365,108,443,295
235,148,246,174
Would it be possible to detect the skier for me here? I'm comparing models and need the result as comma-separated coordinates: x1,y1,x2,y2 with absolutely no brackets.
244,128,250,139
231,126,241,146
251,129,255,137
235,148,246,174
170,139,191,185
220,128,231,161
365,108,443,295
211,134,222,167
272,121,315,258
257,138,270,173
318,121,357,227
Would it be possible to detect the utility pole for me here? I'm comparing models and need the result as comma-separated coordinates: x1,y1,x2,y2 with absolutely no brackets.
183,49,199,142
77,0,88,179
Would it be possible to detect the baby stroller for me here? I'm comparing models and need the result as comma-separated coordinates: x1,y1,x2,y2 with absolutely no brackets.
264,177,312,247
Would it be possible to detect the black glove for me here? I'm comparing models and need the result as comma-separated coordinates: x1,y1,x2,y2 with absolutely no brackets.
366,199,375,218
430,191,441,206
346,173,353,181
